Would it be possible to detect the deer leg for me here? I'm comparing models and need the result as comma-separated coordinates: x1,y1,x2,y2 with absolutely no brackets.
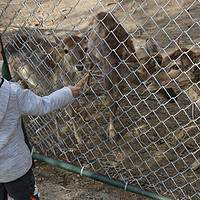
52,111,64,145
105,75,121,139
109,84,125,141
108,93,118,138
66,105,82,144
192,104,195,119
104,76,114,138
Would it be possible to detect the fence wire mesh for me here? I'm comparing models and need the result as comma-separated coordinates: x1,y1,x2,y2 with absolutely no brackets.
1,0,200,199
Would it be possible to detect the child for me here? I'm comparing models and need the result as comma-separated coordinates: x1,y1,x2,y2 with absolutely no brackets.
0,39,83,200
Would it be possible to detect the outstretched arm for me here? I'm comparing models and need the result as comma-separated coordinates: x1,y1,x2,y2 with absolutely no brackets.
17,74,89,116
17,85,74,116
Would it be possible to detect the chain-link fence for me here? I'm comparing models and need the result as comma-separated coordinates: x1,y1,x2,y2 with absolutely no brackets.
1,0,200,199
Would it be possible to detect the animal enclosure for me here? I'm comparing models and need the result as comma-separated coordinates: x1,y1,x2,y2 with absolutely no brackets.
1,0,200,199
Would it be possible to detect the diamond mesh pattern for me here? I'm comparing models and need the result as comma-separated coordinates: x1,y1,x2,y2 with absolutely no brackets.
1,0,200,199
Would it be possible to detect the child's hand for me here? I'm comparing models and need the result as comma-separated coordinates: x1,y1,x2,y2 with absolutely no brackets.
75,74,89,87
68,74,89,97
68,85,81,97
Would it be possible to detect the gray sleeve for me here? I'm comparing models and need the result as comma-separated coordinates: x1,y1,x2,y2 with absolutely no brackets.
17,85,74,116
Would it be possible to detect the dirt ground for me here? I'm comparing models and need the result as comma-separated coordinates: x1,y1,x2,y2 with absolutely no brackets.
32,161,151,200
7,161,151,200
1,0,200,199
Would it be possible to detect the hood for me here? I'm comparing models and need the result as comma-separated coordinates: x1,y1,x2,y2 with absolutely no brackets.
0,79,10,122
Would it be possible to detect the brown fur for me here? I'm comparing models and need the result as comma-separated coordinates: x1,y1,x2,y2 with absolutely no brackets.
6,34,87,143
148,47,200,169
6,34,87,93
148,47,200,105
87,12,165,139
55,35,87,72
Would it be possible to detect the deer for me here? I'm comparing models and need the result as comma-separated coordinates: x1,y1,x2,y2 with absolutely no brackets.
5,34,87,143
147,47,200,169
86,12,176,140
148,47,200,109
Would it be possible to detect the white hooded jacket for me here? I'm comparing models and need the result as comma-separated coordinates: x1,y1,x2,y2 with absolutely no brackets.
0,64,73,182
